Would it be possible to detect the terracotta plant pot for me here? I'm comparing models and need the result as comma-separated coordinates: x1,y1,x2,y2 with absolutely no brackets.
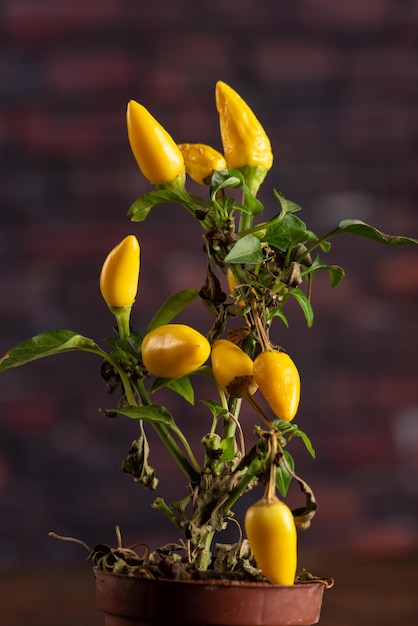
95,568,326,626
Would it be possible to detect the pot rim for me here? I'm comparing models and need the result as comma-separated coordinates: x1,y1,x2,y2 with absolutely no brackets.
93,566,329,590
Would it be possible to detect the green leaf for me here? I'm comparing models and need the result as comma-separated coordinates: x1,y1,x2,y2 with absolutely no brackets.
128,191,174,222
201,400,228,421
127,198,152,222
105,331,143,359
265,214,309,252
306,256,345,288
276,450,295,497
266,307,289,327
0,330,101,371
210,169,263,216
332,219,418,245
327,265,345,288
274,420,316,459
211,174,242,195
298,430,316,458
318,239,332,253
128,187,196,222
146,289,200,333
287,288,314,327
112,404,176,427
150,375,195,405
210,168,245,192
224,235,263,264
194,365,216,382
237,195,263,217
273,190,302,216
220,437,235,462
116,404,168,423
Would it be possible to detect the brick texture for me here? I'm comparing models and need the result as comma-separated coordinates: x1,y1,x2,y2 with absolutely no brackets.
0,0,418,572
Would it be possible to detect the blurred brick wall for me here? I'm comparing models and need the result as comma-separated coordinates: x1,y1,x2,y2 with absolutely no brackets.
0,0,418,571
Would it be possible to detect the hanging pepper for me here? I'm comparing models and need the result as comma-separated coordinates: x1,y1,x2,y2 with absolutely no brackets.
215,81,273,173
177,143,227,185
127,100,185,186
245,494,297,585
142,324,210,378
253,350,300,422
245,431,297,585
100,235,140,309
211,338,257,397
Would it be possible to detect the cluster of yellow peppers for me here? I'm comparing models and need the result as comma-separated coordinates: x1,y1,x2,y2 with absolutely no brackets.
100,241,300,424
126,81,273,194
100,234,299,583
100,78,301,585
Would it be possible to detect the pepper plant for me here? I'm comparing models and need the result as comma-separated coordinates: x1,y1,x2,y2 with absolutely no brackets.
1,81,417,584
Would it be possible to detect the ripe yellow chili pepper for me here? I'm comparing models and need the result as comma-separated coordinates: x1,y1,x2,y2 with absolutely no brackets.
211,339,257,397
252,351,300,422
177,143,227,185
127,100,185,186
100,235,140,309
142,324,210,378
226,267,239,297
215,81,273,171
245,495,297,585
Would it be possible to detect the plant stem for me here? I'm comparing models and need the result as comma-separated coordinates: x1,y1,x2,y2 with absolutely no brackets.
195,530,215,570
135,378,201,481
105,355,138,406
170,425,202,473
152,497,183,532
155,422,200,481
222,469,257,513
222,396,241,440
264,433,278,503
111,305,132,341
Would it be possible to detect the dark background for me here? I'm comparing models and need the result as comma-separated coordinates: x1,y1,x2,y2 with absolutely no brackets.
0,1,418,623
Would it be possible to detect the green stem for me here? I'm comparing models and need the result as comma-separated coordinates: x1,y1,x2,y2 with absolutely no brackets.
135,378,201,481
223,468,258,513
238,201,253,233
195,530,215,571
170,425,202,473
111,305,132,341
104,354,138,406
152,497,183,532
155,422,200,481
222,396,241,441
303,228,340,260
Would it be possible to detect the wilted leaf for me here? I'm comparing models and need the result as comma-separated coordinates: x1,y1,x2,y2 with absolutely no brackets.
120,431,158,490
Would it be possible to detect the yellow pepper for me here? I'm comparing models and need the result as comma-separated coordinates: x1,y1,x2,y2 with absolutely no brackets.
142,324,210,378
126,100,185,186
226,267,239,297
215,81,273,171
211,339,257,397
252,351,300,422
100,235,140,309
245,495,297,585
177,143,227,185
